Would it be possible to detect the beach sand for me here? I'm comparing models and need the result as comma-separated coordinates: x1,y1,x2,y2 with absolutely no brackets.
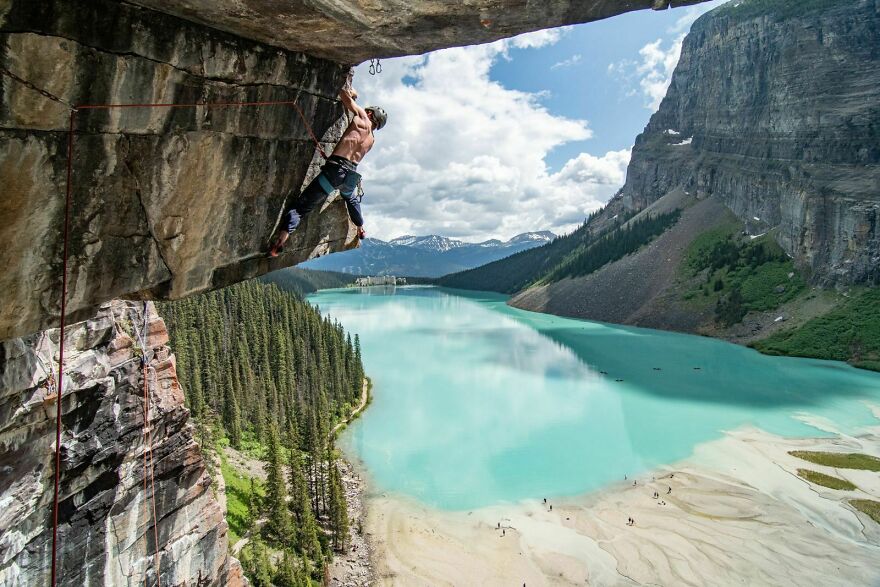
363,425,880,586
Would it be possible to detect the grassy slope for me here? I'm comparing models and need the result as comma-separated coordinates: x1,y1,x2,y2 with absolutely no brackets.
221,453,264,545
680,225,806,318
796,469,857,491
789,451,880,471
753,289,880,371
850,500,880,524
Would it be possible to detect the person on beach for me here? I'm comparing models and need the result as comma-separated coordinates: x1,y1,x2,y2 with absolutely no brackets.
268,76,387,257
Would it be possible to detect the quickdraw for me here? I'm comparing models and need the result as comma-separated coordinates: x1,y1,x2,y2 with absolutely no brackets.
368,59,382,75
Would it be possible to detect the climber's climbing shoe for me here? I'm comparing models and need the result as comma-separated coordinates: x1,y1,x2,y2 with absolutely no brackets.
267,237,284,258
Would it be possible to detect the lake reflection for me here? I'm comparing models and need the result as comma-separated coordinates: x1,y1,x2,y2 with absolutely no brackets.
310,286,880,510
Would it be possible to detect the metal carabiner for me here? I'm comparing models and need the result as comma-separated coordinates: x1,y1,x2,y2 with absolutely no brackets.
369,59,376,75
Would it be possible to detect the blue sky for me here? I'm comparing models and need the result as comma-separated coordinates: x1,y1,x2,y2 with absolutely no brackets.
493,4,726,172
353,1,728,242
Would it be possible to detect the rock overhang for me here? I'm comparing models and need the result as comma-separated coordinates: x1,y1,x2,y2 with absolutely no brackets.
129,0,714,63
0,0,716,342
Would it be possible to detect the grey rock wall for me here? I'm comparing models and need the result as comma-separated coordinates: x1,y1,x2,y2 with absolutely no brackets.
129,0,712,63
620,0,880,284
0,300,241,586
0,0,358,342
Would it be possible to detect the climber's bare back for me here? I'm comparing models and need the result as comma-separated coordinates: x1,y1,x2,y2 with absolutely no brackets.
332,109,374,164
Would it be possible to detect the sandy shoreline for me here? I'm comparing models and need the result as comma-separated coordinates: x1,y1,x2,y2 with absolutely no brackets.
361,422,880,586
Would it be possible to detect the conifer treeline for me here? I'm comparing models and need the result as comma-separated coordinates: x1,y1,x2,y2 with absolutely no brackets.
159,280,364,447
436,205,671,293
541,210,681,282
159,280,364,584
436,207,612,294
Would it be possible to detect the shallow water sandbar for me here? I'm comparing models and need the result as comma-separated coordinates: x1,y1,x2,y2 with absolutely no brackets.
366,427,880,586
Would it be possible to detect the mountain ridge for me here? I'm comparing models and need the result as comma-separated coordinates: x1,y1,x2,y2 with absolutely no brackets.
438,0,880,369
303,231,555,277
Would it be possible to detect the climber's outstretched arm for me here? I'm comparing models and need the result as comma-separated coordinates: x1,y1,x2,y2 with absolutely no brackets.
339,88,368,120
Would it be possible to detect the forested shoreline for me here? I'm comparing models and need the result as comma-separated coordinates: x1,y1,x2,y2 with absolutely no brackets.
159,279,366,585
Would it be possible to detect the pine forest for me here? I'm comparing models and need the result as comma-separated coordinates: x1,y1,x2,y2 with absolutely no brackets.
159,279,365,585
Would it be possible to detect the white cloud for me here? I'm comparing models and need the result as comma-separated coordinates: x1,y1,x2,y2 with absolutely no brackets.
636,34,685,111
508,27,571,49
608,0,729,112
350,37,629,242
551,54,582,70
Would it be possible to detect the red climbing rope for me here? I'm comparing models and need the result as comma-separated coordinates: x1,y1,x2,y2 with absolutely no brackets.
142,356,161,586
49,108,76,587
28,81,332,585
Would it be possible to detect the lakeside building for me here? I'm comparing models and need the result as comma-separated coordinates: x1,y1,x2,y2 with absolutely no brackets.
354,276,407,287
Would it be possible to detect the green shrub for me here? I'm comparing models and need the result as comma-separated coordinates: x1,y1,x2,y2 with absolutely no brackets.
789,451,880,472
850,500,880,524
796,469,856,491
754,289,880,366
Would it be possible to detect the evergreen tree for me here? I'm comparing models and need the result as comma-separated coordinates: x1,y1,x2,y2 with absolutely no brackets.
328,460,349,552
265,423,293,542
159,279,367,584
225,385,242,448
288,441,321,559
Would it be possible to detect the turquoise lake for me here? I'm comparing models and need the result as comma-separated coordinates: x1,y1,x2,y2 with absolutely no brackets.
308,286,880,511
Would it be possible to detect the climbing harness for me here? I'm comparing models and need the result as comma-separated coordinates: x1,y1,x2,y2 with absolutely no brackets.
368,58,382,75
2,67,333,587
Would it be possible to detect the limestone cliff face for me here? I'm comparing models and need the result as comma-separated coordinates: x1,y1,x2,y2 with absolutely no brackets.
0,0,358,342
129,0,711,63
0,300,241,586
620,0,880,285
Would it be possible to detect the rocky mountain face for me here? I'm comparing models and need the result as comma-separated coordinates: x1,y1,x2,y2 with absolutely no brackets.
0,301,241,586
302,232,555,277
620,0,880,285
0,0,359,342
128,0,711,63
0,0,715,343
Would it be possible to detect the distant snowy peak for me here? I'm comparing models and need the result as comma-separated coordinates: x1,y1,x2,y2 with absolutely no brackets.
507,231,555,245
387,231,555,251
389,234,466,252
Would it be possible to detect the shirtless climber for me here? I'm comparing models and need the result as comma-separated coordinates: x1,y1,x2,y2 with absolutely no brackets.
269,82,387,257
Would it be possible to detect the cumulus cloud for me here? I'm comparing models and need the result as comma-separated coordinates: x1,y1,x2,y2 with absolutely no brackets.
551,54,582,70
636,35,685,111
508,27,571,49
608,0,728,111
350,36,629,241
